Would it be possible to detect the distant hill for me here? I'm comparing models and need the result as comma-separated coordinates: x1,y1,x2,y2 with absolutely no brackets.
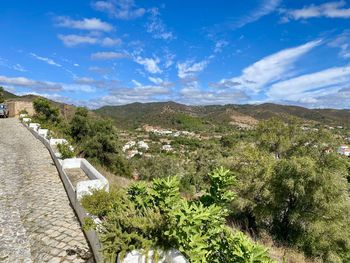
3,90,19,100
95,101,350,130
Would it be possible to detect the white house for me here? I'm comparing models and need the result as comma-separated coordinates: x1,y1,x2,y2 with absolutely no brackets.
337,145,350,157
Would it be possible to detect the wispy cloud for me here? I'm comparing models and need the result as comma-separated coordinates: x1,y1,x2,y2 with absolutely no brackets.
146,8,175,40
177,60,208,79
148,77,174,87
215,40,321,93
214,40,229,53
0,75,98,94
30,53,62,67
92,0,145,20
55,16,113,31
179,87,249,105
328,30,350,58
101,37,122,46
235,0,281,28
89,81,171,107
0,75,62,91
58,34,99,46
281,1,350,21
91,51,130,60
58,34,122,47
267,65,350,103
134,56,162,74
12,64,27,72
74,77,120,89
0,58,27,72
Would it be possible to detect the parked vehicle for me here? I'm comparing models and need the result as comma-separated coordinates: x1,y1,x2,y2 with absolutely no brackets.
0,104,9,118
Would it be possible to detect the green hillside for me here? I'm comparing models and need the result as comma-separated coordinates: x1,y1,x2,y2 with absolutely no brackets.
3,90,19,100
95,101,350,130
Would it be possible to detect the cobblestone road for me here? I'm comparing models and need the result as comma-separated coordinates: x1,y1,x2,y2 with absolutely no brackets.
0,118,92,263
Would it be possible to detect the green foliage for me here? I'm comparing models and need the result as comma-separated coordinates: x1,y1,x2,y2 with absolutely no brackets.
201,167,236,207
171,136,201,150
69,109,131,177
0,86,4,103
82,168,273,263
33,98,60,124
225,118,350,262
70,107,90,142
171,113,206,131
57,142,75,159
19,109,28,115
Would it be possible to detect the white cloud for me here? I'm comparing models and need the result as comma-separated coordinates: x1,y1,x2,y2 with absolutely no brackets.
236,0,281,28
146,8,175,40
148,77,163,85
177,60,209,79
30,53,62,67
179,87,249,105
148,77,174,87
58,34,98,47
58,34,122,47
101,37,122,46
267,65,350,103
88,66,111,74
13,64,27,72
0,75,99,94
328,30,350,58
91,51,130,60
55,16,113,31
214,40,229,53
0,75,62,91
282,1,350,21
135,56,162,74
216,39,321,92
90,82,171,107
74,77,119,89
92,0,145,20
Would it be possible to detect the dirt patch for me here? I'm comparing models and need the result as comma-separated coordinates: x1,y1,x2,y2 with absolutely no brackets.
65,168,89,188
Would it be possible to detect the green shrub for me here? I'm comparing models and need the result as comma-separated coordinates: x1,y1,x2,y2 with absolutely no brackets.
82,168,274,263
33,97,60,124
0,86,4,103
57,142,75,159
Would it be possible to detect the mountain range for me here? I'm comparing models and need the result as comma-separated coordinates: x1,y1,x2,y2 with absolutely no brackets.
3,90,349,130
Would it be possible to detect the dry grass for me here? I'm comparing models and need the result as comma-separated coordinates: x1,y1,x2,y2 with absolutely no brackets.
92,163,135,189
258,233,319,263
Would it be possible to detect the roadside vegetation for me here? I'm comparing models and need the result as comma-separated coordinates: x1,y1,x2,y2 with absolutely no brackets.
30,97,350,262
0,86,4,103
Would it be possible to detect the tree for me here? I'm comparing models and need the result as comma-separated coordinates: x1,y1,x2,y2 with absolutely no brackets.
0,86,4,103
33,98,60,123
256,118,299,159
268,155,350,261
70,107,90,142
223,144,275,233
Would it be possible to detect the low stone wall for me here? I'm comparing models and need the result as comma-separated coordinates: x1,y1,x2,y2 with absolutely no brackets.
22,120,107,263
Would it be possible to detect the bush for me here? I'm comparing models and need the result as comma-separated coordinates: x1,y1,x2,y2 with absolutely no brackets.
82,168,274,262
57,142,75,159
0,86,4,103
33,98,60,124
69,110,131,177
225,119,350,262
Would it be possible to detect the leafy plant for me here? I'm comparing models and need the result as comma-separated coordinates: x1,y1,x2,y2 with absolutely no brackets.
82,168,274,263
33,97,61,124
0,86,4,103
57,142,75,159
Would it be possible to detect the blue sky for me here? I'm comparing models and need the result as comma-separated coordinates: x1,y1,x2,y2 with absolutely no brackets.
1,0,350,108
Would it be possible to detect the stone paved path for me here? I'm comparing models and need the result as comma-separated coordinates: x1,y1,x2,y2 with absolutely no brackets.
0,118,92,263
